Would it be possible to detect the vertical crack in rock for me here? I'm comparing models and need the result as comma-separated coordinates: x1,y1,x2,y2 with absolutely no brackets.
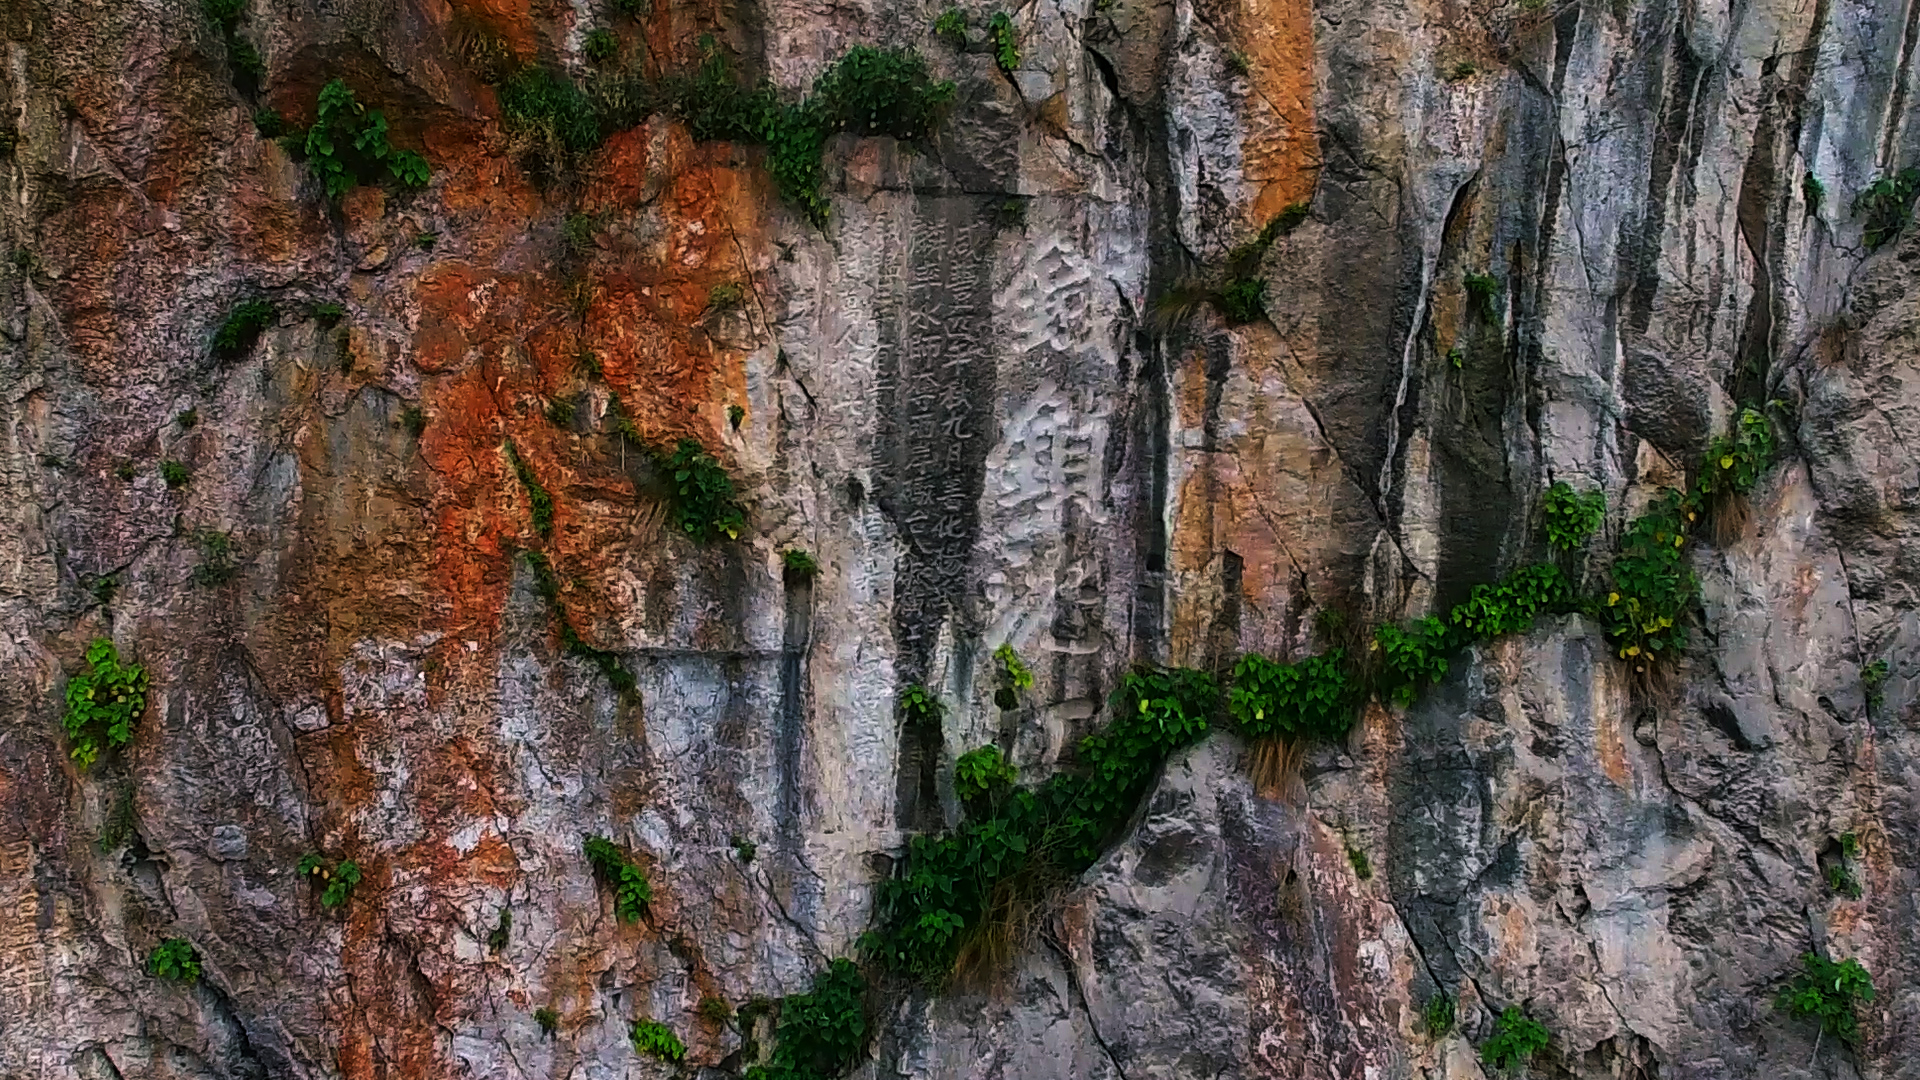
778,563,812,853
875,197,1000,828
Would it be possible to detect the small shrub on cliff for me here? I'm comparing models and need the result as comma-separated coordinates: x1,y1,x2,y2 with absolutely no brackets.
1346,844,1373,879
993,642,1034,708
534,1006,559,1036
699,995,734,1022
1863,658,1890,710
708,281,746,311
1803,172,1825,215
1448,564,1573,640
1480,1005,1551,1072
954,745,1017,804
660,438,745,542
630,1018,685,1061
1855,168,1920,251
782,548,820,579
1596,489,1695,669
897,683,943,728
62,638,149,769
213,299,274,358
500,67,604,173
298,80,431,201
1217,275,1266,324
1421,991,1455,1037
584,835,652,923
1373,617,1453,705
933,8,968,45
1696,407,1774,545
744,958,868,1080
1777,953,1874,1046
1542,480,1604,552
1464,272,1500,319
1229,650,1354,745
298,853,363,908
987,12,1020,70
148,938,202,983
583,29,618,64
191,528,239,586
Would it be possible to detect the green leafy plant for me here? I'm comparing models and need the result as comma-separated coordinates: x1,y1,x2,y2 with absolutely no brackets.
955,745,1017,803
993,643,1034,709
987,12,1019,70
1542,481,1605,552
731,834,757,863
203,0,263,91
148,938,202,983
584,835,652,923
298,853,363,908
708,281,746,310
1825,862,1862,899
1777,953,1874,1046
614,0,650,14
504,440,555,538
253,108,287,136
898,683,944,728
1421,991,1455,1037
782,549,820,579
744,958,868,1080
1854,167,1920,251
1596,489,1696,667
659,438,745,542
176,408,199,429
630,1017,685,1061
62,639,149,768
1228,650,1354,743
1447,345,1465,369
115,461,137,481
729,403,746,429
1481,1004,1551,1073
312,301,346,326
1863,658,1889,709
584,28,618,64
1464,272,1500,319
1217,276,1266,324
1446,60,1478,80
213,299,274,358
995,197,1027,228
299,80,432,201
1346,844,1372,880
1804,172,1824,214
192,528,239,586
1448,564,1573,640
562,211,598,256
414,230,438,251
161,460,192,488
1226,50,1252,76
867,666,1217,981
402,405,427,438
487,908,511,951
933,8,968,45
1374,617,1453,705
535,1006,559,1036
699,995,733,1022
1698,407,1774,502
545,398,575,427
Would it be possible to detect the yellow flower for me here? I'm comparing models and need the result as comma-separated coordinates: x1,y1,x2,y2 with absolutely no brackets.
1720,456,1734,469
1674,535,1684,547
1625,645,1641,657
1607,592,1620,606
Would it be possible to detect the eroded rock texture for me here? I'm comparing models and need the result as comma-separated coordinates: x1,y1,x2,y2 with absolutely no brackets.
1,0,1916,1076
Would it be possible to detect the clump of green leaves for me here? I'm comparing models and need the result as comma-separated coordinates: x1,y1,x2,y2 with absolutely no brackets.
731,834,757,863
1597,489,1696,666
62,639,149,769
296,80,432,201
744,958,868,1080
487,907,512,951
699,995,734,1021
1542,481,1605,552
562,212,598,256
988,12,1019,70
630,1018,685,1061
1228,650,1354,742
708,281,746,310
993,642,1034,709
868,666,1218,980
1217,276,1266,324
1448,345,1465,369
148,938,202,983
203,0,263,92
253,108,287,136
1226,49,1252,76
933,8,968,45
782,548,820,579
1863,658,1890,709
898,682,944,728
1480,1004,1551,1072
534,1006,559,1036
729,403,746,429
1827,831,1864,898
176,408,199,429
312,301,345,326
402,405,427,439
504,440,555,538
1698,407,1773,501
584,28,619,64
1464,272,1500,319
584,835,652,923
1445,60,1478,80
1804,172,1824,215
192,528,239,586
1449,564,1573,639
1373,616,1452,705
498,66,603,178
298,853,363,908
545,398,576,428
955,745,1017,803
659,438,745,542
1778,953,1874,1046
1346,844,1372,880
1421,991,1455,1037
1855,167,1920,251
213,299,274,358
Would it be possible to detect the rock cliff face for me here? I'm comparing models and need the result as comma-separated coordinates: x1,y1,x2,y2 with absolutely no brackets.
2,0,1918,1076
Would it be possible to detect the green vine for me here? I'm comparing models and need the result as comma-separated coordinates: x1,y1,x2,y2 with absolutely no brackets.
1777,953,1874,1046
62,639,149,769
584,835,653,923
504,440,555,538
1480,1005,1551,1072
744,959,869,1080
1542,480,1604,552
213,300,274,359
659,438,745,542
286,80,431,201
148,938,202,983
630,1017,686,1061
1227,650,1354,743
955,745,1017,803
987,12,1020,71
1596,489,1695,665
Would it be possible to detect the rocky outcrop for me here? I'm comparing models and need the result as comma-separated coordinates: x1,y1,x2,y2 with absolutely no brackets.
1,0,1917,1075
